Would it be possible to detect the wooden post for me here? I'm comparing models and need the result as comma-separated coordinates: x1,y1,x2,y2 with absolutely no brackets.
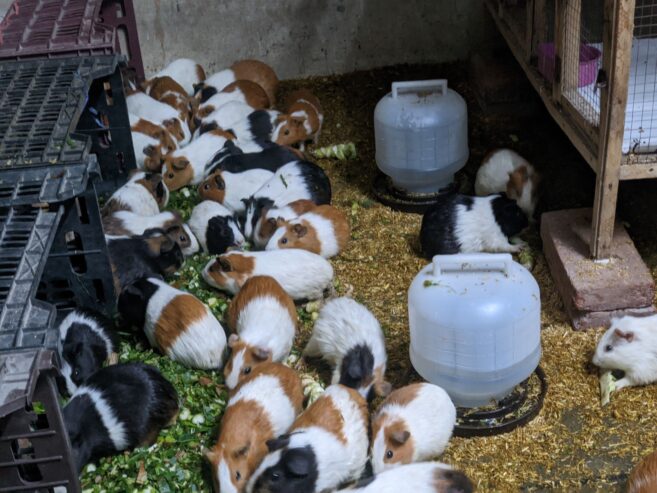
525,0,535,61
553,0,564,100
561,0,583,95
533,0,548,55
591,0,635,259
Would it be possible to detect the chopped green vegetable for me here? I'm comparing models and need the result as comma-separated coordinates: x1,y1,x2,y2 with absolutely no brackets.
312,142,357,160
600,370,617,406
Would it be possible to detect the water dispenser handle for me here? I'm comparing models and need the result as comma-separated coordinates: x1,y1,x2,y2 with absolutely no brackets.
432,254,512,277
392,80,448,99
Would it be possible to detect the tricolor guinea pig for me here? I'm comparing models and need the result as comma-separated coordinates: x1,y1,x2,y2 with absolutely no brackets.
196,80,270,121
242,161,332,240
205,362,303,493
592,314,657,390
198,168,274,214
195,60,278,107
162,129,236,190
207,141,302,176
102,210,199,257
628,449,657,493
63,362,179,473
189,200,244,255
118,277,227,369
246,384,369,493
304,297,391,401
58,309,118,395
106,229,184,293
266,204,349,258
127,91,191,145
475,148,539,220
130,113,178,171
144,75,192,122
195,101,256,132
149,57,206,96
224,276,297,390
273,89,323,151
252,199,317,249
371,383,456,473
420,192,528,258
102,171,169,217
198,110,283,153
202,249,333,300
335,462,473,493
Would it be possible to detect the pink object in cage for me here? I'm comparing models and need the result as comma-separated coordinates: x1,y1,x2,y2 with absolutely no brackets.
538,42,601,87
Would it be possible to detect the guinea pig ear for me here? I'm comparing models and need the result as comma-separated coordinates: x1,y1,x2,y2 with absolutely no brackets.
143,144,156,157
214,173,225,190
292,224,307,238
347,356,364,380
228,334,240,348
172,159,190,171
252,347,272,361
266,435,290,453
218,257,232,272
203,447,219,464
375,380,393,397
283,448,311,478
390,430,411,446
613,328,634,342
291,116,306,127
233,441,251,458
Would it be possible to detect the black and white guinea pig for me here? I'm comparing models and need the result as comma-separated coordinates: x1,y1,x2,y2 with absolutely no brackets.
242,160,332,240
102,171,169,217
420,192,528,259
199,109,281,145
58,309,118,395
189,200,245,254
63,362,179,473
206,140,302,175
106,229,184,293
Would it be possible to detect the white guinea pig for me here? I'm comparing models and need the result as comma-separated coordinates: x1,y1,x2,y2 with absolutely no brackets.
304,297,391,401
102,171,169,217
475,148,539,219
151,58,206,96
592,314,657,390
202,249,333,300
371,383,456,473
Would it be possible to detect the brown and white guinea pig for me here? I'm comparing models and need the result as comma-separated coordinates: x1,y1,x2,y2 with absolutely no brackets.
273,89,323,150
102,171,169,217
162,129,236,190
196,80,270,122
266,204,349,258
246,384,369,493
206,141,302,177
102,210,199,257
144,75,192,122
251,199,317,249
242,161,332,241
63,362,179,473
419,192,528,258
195,60,278,108
205,362,303,493
58,308,118,396
106,229,184,293
304,297,391,401
189,200,245,255
202,249,333,301
371,383,456,474
196,101,256,132
118,277,227,369
129,113,178,171
127,91,191,145
223,276,296,390
148,57,206,96
474,148,539,220
198,168,274,214
334,462,473,493
628,449,657,493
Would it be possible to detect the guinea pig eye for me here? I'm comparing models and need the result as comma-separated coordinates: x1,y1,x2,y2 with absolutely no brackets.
168,173,175,179
386,450,394,459
203,183,210,190
281,238,288,245
270,472,280,481
243,367,251,375
284,129,290,136
73,368,80,378
605,344,613,352
235,471,241,481
179,234,186,242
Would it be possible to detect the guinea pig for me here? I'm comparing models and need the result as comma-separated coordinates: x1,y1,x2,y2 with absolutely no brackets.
242,161,332,240
195,101,257,133
149,57,206,96
475,148,539,220
102,171,169,217
63,362,179,473
189,200,244,254
224,276,296,390
127,91,191,145
252,199,317,249
130,113,178,171
102,210,199,257
58,309,117,395
246,384,369,493
304,297,391,400
266,204,349,258
196,80,270,122
628,449,657,493
371,383,456,473
420,192,528,258
202,249,333,301
144,75,191,121
195,60,278,107
274,89,323,150
592,314,657,390
106,229,184,293
198,168,274,214
118,277,227,369
207,141,302,175
334,462,473,493
205,362,303,493
162,129,236,190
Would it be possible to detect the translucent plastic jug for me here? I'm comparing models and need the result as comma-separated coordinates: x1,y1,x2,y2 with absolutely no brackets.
408,254,541,407
374,79,468,194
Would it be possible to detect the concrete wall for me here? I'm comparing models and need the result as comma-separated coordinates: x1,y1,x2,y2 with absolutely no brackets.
134,0,494,79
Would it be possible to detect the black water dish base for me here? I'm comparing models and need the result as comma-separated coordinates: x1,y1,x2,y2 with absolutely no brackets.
372,172,455,213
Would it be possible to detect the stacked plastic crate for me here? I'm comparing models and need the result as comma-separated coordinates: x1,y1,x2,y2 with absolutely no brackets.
0,2,142,491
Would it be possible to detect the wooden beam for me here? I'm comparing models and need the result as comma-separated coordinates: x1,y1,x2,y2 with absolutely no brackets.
553,0,565,101
561,0,583,94
525,0,535,62
591,0,635,259
533,0,548,56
